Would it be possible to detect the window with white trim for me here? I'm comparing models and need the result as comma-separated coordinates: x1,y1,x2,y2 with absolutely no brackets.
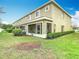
45,5,49,12
36,23,42,34
35,10,40,18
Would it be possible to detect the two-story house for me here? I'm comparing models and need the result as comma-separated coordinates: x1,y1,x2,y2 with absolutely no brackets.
13,0,72,38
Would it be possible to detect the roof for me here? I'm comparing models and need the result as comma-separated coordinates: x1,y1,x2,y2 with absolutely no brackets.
13,0,72,24
13,17,53,26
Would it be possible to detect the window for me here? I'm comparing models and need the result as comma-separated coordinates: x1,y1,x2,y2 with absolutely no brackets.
20,26,25,30
35,10,40,18
28,15,31,20
37,25,40,34
28,24,36,33
45,5,49,12
51,8,56,13
61,25,64,32
36,23,42,34
47,23,52,33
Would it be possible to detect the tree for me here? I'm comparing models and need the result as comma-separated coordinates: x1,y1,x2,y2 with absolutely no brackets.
1,24,14,33
72,24,78,30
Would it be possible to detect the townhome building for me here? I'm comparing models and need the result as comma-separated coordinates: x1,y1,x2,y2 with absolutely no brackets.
13,0,72,38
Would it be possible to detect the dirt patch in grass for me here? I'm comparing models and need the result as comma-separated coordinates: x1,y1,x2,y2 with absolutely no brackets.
14,42,41,50
3,42,57,59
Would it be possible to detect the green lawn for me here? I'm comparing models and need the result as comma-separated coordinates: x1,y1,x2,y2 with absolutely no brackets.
0,32,79,59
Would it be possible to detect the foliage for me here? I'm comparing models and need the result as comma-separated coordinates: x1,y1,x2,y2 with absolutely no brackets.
1,24,13,29
6,28,13,33
47,32,53,39
1,24,14,33
12,28,26,36
13,28,23,36
47,31,74,39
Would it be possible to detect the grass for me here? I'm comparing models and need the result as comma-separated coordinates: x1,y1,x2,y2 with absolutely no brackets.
0,32,79,59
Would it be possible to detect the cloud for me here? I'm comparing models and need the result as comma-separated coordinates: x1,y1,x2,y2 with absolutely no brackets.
72,11,79,27
2,21,9,24
68,8,74,11
66,7,75,11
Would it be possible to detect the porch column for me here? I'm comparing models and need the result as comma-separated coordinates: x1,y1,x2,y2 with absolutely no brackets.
52,22,54,33
25,25,28,34
42,21,47,34
36,23,37,34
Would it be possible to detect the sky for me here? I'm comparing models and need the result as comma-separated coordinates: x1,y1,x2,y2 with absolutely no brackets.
0,0,79,26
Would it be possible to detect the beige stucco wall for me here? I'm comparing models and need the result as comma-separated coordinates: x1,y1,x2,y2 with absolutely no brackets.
51,3,72,32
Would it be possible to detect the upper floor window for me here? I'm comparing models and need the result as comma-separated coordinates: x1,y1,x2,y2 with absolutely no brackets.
51,8,56,13
35,10,40,18
45,5,49,12
28,15,31,20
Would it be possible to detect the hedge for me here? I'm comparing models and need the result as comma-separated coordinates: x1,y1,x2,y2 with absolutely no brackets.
47,31,74,39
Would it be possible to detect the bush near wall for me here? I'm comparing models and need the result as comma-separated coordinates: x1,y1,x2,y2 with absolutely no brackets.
13,29,26,36
47,31,74,39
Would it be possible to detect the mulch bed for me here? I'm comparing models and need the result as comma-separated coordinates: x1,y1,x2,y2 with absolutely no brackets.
3,42,57,59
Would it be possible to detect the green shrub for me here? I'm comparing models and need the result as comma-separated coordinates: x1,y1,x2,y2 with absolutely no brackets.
6,28,13,33
47,33,53,39
21,31,26,36
13,29,22,36
2,24,14,33
47,31,74,39
53,31,74,38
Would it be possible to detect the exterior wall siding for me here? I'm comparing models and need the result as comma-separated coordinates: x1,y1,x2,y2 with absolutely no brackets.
51,3,72,32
